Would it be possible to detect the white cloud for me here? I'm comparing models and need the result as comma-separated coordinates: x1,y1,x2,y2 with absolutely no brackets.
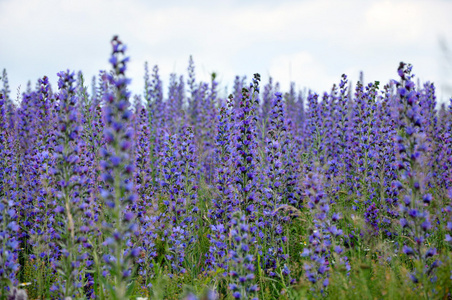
364,1,423,44
269,51,336,93
0,0,451,102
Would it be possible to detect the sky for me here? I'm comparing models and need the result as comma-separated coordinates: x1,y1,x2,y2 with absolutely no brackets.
1,0,451,103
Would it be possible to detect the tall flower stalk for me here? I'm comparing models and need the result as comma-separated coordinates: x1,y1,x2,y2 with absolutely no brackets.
394,62,439,287
159,126,199,276
260,92,294,283
98,36,138,300
207,94,237,273
301,171,350,295
0,92,20,296
52,70,86,297
228,212,258,300
234,74,261,218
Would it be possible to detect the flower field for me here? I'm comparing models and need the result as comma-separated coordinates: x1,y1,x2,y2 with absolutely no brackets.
1,36,452,299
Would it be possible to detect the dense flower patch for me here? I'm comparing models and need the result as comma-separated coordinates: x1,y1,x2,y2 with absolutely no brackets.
1,37,452,299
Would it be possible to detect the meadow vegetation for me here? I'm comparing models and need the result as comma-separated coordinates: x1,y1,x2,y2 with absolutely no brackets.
1,36,452,299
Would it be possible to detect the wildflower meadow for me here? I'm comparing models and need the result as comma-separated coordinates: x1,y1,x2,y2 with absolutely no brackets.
1,36,452,299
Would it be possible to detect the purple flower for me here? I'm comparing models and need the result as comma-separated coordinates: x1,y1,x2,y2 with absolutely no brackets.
98,36,137,299
394,62,438,281
402,245,414,256
302,171,349,293
422,194,432,204
228,212,258,300
51,69,89,297
425,248,437,258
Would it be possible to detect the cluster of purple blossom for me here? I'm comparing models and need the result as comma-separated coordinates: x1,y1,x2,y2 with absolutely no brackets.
0,36,452,299
301,171,350,294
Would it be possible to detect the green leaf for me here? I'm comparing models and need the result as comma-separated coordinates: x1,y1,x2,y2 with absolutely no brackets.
126,280,136,297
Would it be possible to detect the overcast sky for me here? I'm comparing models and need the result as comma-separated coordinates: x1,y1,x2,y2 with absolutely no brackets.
1,0,451,103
